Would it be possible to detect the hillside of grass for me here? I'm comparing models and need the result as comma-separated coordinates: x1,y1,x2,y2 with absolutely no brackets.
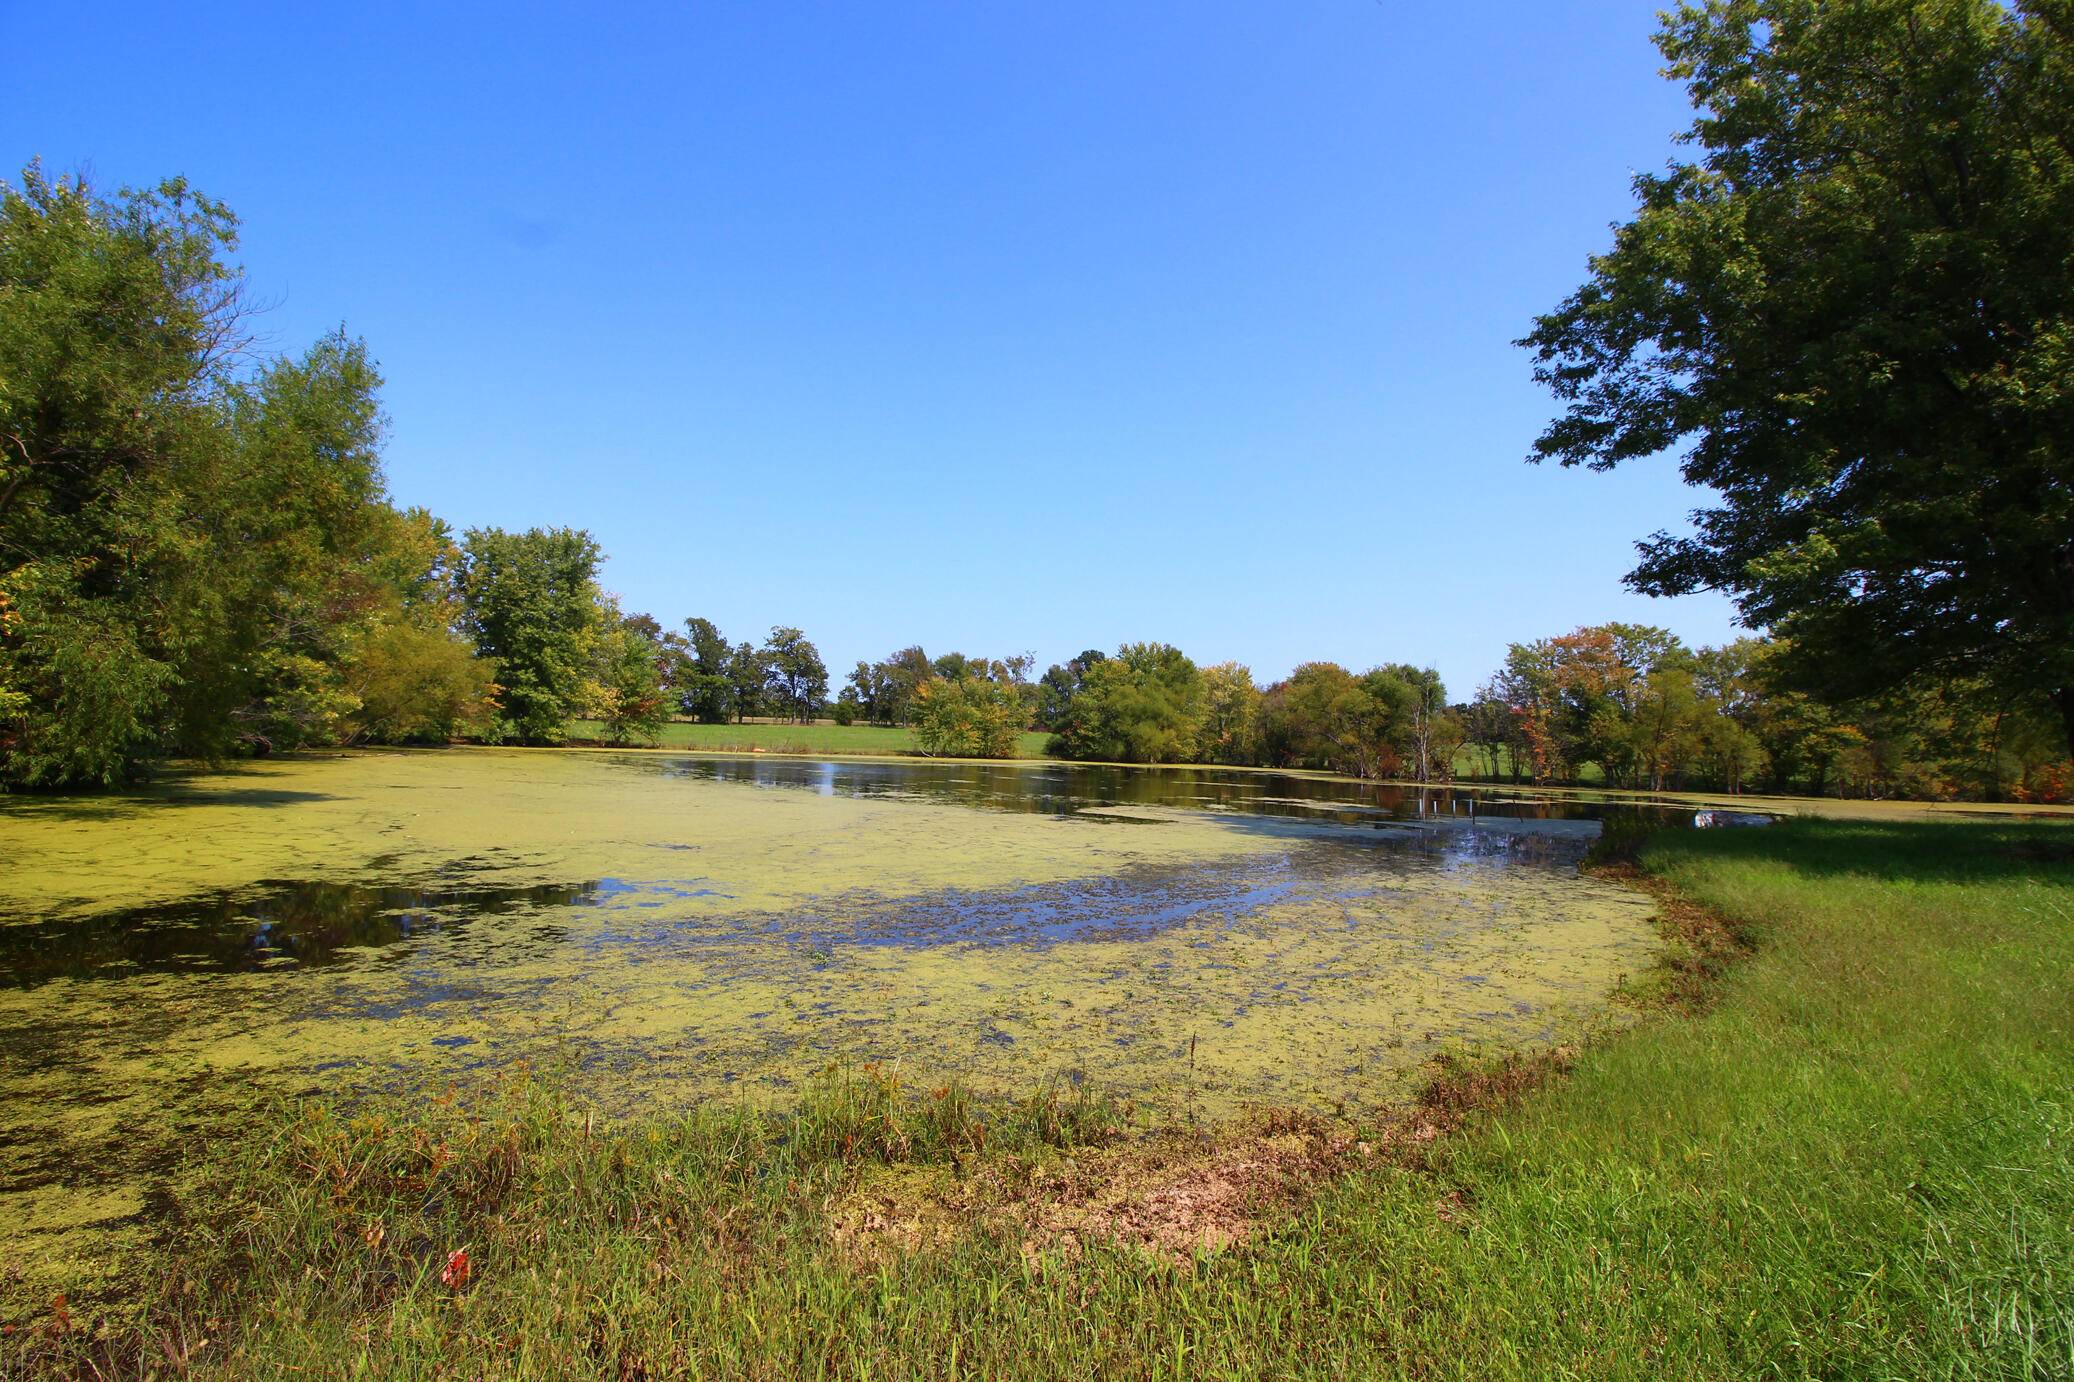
15,818,2070,1379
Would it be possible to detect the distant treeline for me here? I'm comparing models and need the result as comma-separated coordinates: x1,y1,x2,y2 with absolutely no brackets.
791,629,2069,803
1,165,2065,802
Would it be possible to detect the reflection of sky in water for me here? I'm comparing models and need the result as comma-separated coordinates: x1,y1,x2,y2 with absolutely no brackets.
642,753,1683,830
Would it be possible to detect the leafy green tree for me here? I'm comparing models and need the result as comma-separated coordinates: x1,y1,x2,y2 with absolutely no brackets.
725,642,768,723
1462,682,1526,782
457,527,602,744
877,646,936,725
345,622,496,744
1693,640,1769,793
331,505,495,745
1051,643,1204,763
1622,653,1703,793
1376,664,1450,783
1695,704,1767,795
678,617,734,723
1426,705,1467,783
0,166,462,780
844,659,894,725
1256,663,1416,780
0,165,243,546
912,676,1025,758
213,331,394,754
1196,662,1261,764
591,604,668,746
760,627,828,723
1036,649,1106,732
930,651,976,682
1523,0,2074,757
0,167,244,782
621,612,689,706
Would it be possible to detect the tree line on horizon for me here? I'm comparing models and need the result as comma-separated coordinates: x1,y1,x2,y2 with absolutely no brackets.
738,623,2065,802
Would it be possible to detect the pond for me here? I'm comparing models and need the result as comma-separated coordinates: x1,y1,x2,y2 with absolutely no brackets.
0,748,1669,1308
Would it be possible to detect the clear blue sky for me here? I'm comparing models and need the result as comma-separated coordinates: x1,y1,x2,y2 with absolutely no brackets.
9,1,1745,696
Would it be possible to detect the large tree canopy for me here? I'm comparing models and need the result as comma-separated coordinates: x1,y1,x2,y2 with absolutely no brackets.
1050,643,1205,764
0,166,493,783
1522,0,2074,754
458,527,602,744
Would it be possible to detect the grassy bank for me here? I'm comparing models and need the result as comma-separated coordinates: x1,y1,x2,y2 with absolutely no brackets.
565,718,1054,759
13,819,2071,1379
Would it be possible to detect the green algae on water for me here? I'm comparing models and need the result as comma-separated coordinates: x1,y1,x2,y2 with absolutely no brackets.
0,748,1659,1317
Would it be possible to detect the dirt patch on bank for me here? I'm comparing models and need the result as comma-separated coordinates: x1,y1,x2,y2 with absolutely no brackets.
831,855,1756,1269
832,1049,1594,1266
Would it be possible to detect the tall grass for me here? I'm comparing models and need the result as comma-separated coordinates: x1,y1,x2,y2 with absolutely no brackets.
11,820,2070,1379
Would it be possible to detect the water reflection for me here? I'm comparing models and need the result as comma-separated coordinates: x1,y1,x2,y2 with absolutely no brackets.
641,754,1680,829
0,880,597,986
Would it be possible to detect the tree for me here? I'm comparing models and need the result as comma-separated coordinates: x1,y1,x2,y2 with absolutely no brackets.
623,612,690,704
844,659,895,725
214,331,395,754
931,651,977,682
1197,662,1262,764
1623,653,1703,793
1693,640,1768,793
458,527,602,744
345,621,496,744
1494,625,1694,787
1036,649,1106,731
0,166,469,781
1256,663,1416,780
1377,664,1449,783
725,642,768,723
337,504,495,745
587,602,668,746
760,626,828,723
877,646,936,725
1,167,243,782
1462,682,1525,782
678,617,734,723
1523,0,2074,758
911,675,1025,758
1050,643,1203,763
0,165,246,543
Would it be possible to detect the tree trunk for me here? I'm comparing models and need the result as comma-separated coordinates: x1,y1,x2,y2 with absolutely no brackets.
2058,686,2074,766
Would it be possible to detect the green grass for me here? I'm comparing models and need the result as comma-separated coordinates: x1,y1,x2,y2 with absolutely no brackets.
565,718,1054,760
14,820,2071,1379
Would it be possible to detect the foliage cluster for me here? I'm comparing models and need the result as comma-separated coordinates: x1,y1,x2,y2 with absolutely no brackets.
0,165,849,777
647,618,830,729
910,660,1031,758
1525,0,2074,761
1465,624,2071,801
0,167,500,784
1031,647,1457,782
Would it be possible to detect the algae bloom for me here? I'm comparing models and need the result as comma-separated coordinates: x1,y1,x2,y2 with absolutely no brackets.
0,748,1660,1310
